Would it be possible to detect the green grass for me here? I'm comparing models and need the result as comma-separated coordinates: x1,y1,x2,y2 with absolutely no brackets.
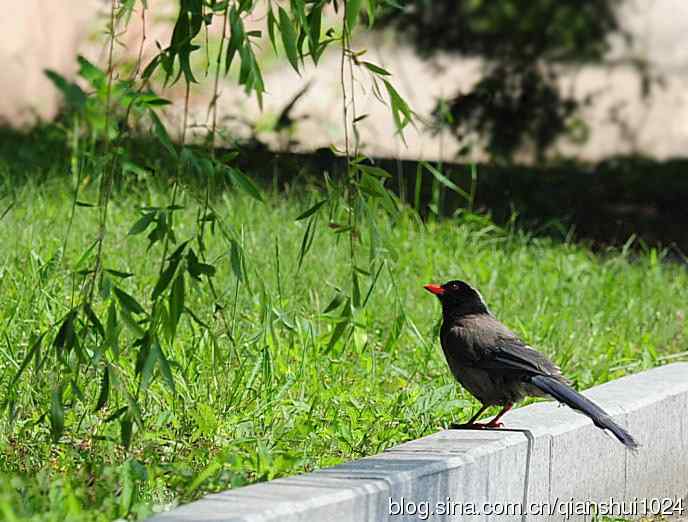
1,171,687,521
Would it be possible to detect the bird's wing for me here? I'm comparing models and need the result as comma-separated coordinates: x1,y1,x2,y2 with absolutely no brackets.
487,340,562,377
451,314,562,377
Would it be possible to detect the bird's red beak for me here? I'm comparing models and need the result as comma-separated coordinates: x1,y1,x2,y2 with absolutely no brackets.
424,283,445,296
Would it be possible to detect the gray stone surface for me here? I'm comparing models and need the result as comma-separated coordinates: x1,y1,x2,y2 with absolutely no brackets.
150,363,688,522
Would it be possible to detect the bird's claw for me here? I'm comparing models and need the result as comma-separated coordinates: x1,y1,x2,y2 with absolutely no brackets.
449,421,504,430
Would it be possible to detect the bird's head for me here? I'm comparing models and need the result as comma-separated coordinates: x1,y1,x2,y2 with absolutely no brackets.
424,280,490,316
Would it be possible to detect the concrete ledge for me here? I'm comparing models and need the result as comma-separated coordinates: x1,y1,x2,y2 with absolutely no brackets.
151,363,688,521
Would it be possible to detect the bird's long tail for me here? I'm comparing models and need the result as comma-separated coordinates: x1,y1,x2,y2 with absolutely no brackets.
529,374,639,450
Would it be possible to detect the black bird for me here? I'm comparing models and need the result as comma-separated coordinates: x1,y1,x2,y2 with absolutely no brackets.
424,280,639,449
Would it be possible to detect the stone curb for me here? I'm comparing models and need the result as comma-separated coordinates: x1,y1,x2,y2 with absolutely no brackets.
150,363,688,521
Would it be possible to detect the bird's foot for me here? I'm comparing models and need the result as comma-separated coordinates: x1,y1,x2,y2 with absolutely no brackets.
449,421,504,430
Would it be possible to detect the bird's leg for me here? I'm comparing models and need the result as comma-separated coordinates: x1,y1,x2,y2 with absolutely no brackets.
450,404,489,429
449,404,513,430
484,403,513,428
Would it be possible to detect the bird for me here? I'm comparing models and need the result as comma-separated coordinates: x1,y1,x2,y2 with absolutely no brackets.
424,280,639,449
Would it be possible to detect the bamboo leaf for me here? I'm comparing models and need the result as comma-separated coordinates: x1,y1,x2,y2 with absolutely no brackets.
150,111,177,159
74,239,98,272
77,55,107,90
229,240,244,282
358,173,387,198
352,271,361,308
420,161,471,200
141,54,162,81
119,307,145,337
278,7,300,73
226,6,244,73
306,1,324,64
362,262,384,308
139,339,157,391
323,292,345,314
53,311,77,354
105,268,134,279
383,79,413,138
168,274,185,340
227,167,264,202
83,303,105,338
357,164,392,178
128,212,156,236
295,199,327,221
267,8,278,53
326,320,349,352
362,61,390,76
296,214,317,270
346,0,363,32
9,333,44,389
95,365,110,412
184,306,210,329
120,412,133,448
261,346,272,390
155,342,176,395
114,287,146,315
187,248,216,280
365,0,377,26
70,380,85,404
44,70,87,109
105,301,121,359
50,386,65,443
151,249,184,301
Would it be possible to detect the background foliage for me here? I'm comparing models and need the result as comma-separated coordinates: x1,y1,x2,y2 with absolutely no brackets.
380,0,634,160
